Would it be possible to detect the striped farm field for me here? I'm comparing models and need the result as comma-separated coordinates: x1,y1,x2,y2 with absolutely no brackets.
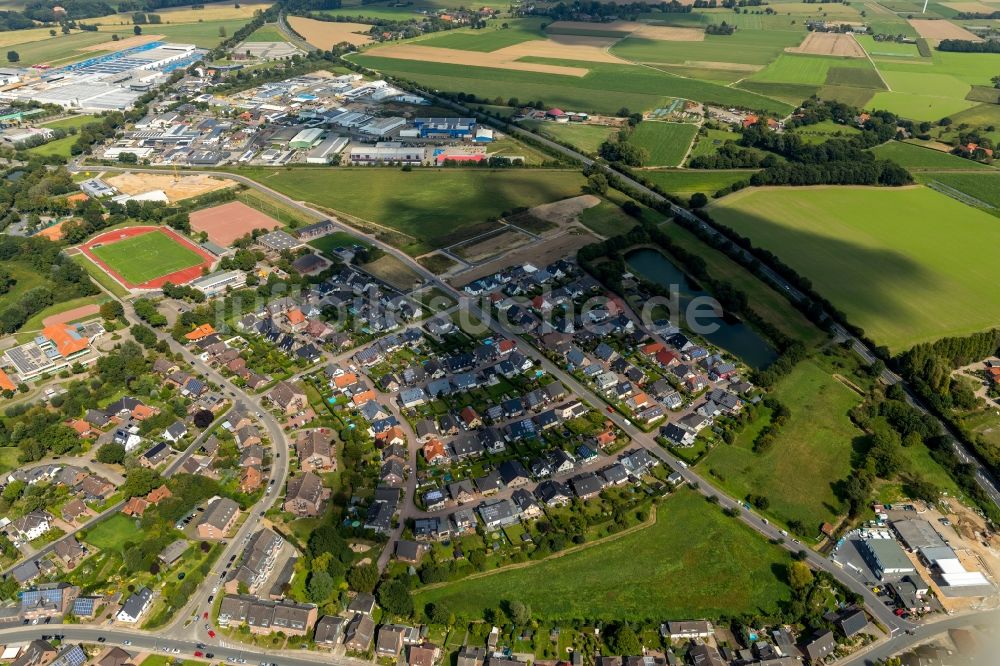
628,121,698,166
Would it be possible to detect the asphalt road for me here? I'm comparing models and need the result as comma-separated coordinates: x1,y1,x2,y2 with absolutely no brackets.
0,623,368,666
82,165,912,632
117,301,292,642
837,608,1000,665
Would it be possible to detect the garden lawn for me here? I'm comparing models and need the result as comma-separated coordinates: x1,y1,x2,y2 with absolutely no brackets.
90,231,205,285
26,134,78,159
0,448,18,475
246,25,287,42
40,114,96,131
708,185,1000,351
83,513,143,552
0,263,47,313
687,128,741,161
71,254,130,298
238,168,586,255
699,359,862,533
629,121,698,167
413,488,793,621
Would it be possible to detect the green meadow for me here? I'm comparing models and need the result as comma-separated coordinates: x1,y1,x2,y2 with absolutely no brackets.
709,185,1000,351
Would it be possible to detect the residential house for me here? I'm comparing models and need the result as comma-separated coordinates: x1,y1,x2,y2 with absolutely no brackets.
267,381,308,415
116,587,153,623
284,472,329,517
197,497,240,539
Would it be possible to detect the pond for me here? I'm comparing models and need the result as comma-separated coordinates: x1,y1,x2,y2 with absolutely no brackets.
626,248,778,369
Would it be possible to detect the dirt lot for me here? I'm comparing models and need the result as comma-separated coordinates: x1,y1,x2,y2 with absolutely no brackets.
548,20,704,41
909,18,984,41
453,229,598,286
288,16,373,47
365,35,631,77
787,31,866,57
43,304,100,328
528,194,601,229
81,33,164,52
105,172,237,202
452,228,534,263
190,201,283,246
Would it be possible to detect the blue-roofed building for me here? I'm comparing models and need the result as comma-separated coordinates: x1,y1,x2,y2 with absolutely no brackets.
72,596,98,617
50,644,87,666
413,117,477,139
20,582,78,619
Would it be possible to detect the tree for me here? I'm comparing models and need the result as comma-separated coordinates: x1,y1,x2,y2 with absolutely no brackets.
96,442,126,465
6,51,18,63
100,300,125,321
219,26,227,38
347,563,379,594
49,29,56,36
508,600,531,625
605,623,642,656
193,410,214,429
377,579,414,618
788,560,814,591
308,571,334,603
689,192,709,208
427,602,452,625
586,173,608,195
122,467,163,499
134,25,142,35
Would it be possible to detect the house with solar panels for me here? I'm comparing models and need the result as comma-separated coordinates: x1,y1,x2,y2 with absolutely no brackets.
20,583,78,620
71,595,99,618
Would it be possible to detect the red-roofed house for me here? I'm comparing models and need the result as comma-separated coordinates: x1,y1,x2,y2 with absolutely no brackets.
184,324,215,341
423,439,448,465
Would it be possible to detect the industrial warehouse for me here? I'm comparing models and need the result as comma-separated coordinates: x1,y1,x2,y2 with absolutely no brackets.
0,42,205,111
91,70,514,168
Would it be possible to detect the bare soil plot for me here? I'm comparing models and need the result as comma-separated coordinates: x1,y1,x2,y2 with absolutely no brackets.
527,194,601,228
909,18,984,41
365,43,591,76
43,303,100,327
454,230,598,286
686,60,762,72
452,228,534,263
190,201,284,246
547,20,704,41
105,172,237,202
288,16,373,48
497,34,630,64
787,31,866,57
81,34,164,52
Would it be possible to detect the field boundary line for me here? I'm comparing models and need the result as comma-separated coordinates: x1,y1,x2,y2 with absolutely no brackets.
416,504,659,593
855,33,892,91
926,179,996,210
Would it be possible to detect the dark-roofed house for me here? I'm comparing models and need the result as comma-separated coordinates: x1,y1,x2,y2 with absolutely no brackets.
314,615,346,647
284,472,330,517
804,631,837,663
295,429,335,472
94,647,133,666
499,460,531,488
344,612,376,652
197,497,240,539
52,537,86,568
348,593,376,615
217,595,317,636
571,473,605,500
477,498,520,529
377,625,405,658
456,646,486,666
10,640,57,666
396,540,426,564
836,609,868,638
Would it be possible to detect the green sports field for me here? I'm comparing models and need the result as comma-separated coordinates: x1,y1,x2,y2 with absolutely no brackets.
90,231,205,285
413,489,793,621
239,168,585,255
708,185,1000,351
629,121,698,167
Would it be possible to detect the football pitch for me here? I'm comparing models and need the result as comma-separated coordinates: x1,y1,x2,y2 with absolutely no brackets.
90,230,206,285
708,185,1000,352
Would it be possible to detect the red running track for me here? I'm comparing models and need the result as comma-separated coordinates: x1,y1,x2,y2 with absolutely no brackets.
79,226,215,290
